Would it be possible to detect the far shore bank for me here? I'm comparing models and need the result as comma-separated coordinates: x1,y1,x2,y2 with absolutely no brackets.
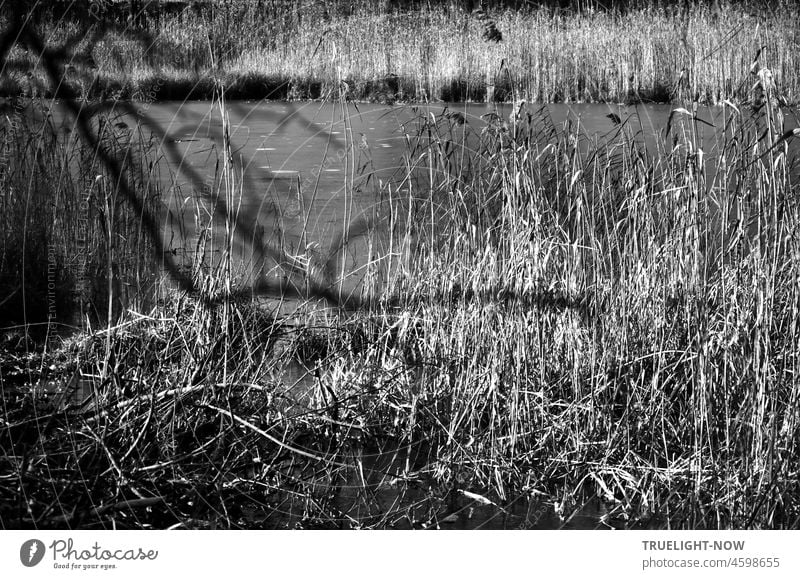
1,0,798,105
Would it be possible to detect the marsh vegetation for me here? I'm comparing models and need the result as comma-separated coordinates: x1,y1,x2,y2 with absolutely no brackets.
3,0,800,104
1,0,800,529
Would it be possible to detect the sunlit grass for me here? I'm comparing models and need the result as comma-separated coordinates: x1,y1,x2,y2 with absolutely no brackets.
2,5,800,528
3,1,799,103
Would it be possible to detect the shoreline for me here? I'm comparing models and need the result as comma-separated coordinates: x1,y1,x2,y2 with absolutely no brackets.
0,88,792,107
2,1,797,106
0,72,681,105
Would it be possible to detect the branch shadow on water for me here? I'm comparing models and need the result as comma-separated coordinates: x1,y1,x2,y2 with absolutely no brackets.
0,3,376,315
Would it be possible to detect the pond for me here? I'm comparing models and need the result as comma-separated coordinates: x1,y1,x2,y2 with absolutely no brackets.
6,98,799,530
41,98,797,307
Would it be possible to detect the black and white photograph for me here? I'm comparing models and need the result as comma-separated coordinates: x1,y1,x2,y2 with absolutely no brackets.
0,0,798,572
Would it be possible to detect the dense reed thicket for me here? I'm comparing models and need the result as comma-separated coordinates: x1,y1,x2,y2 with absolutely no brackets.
305,64,800,526
2,0,800,104
0,106,161,335
2,46,799,528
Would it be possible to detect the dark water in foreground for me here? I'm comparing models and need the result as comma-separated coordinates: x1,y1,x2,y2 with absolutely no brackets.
22,366,646,530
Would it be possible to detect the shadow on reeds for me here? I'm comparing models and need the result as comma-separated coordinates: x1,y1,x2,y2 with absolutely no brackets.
3,0,800,530
4,0,800,105
0,100,162,334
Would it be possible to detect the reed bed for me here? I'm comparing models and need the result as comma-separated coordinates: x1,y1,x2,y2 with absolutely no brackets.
3,0,800,104
2,47,800,528
353,99,800,527
0,103,162,335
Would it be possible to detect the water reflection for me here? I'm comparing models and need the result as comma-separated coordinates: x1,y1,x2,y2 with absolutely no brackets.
12,362,655,530
237,434,640,530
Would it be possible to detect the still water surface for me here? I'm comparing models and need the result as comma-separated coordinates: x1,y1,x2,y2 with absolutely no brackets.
45,99,799,304
36,99,800,261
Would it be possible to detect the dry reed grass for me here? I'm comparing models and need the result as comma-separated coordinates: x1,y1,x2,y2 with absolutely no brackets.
2,33,800,529
3,1,800,104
